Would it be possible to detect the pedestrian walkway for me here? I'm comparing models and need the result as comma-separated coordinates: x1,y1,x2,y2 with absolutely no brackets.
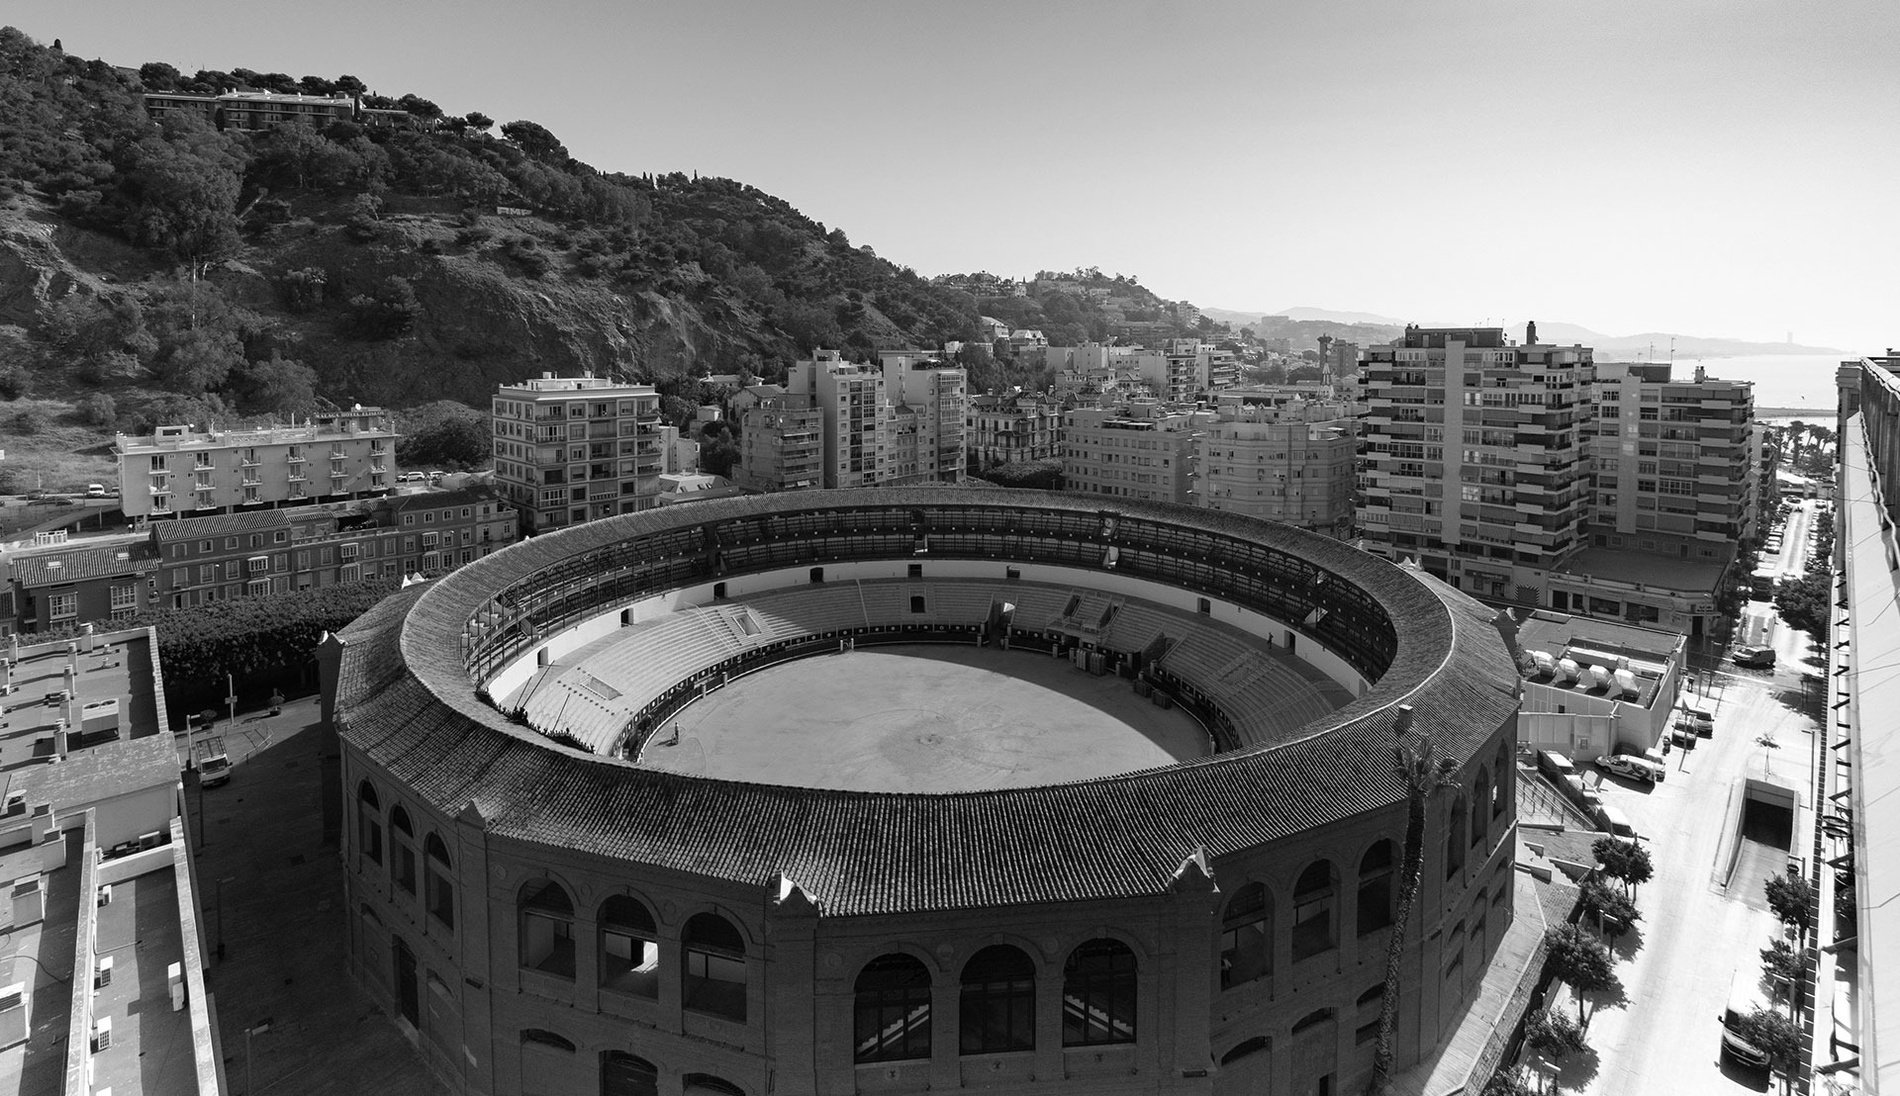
1390,869,1551,1096
194,697,447,1096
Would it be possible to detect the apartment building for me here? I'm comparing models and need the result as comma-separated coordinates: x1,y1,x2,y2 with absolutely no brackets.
1197,401,1358,538
142,88,359,130
1586,362,1758,555
492,374,663,534
880,353,968,485
1061,401,1209,505
1357,324,1594,601
0,532,157,636
966,393,1063,469
734,402,823,493
149,486,517,611
788,351,887,488
114,407,398,520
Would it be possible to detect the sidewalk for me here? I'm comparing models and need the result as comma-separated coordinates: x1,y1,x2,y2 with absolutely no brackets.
192,697,447,1096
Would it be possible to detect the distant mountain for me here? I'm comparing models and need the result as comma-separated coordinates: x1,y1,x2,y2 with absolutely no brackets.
1202,305,1407,328
1206,306,1844,357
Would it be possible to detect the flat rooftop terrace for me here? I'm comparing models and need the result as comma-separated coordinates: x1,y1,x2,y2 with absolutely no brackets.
644,644,1210,792
88,866,196,1096
1,633,163,774
0,831,80,1096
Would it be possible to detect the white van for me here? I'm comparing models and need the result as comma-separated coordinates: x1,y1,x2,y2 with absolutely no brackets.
1719,969,1771,1069
1597,805,1637,840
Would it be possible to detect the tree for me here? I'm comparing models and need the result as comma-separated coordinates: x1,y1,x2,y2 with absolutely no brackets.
1544,923,1618,1028
500,119,568,163
237,353,318,417
1773,569,1830,636
138,61,180,89
1591,836,1654,899
1523,1008,1587,1059
464,111,493,132
1481,1068,1534,1096
75,392,117,427
1733,1007,1803,1095
347,276,422,339
1578,877,1641,944
0,362,27,400
396,401,491,469
1760,937,1802,1003
118,121,246,277
1764,870,1813,936
1370,726,1460,1094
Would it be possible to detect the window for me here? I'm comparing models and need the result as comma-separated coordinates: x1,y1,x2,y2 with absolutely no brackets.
110,584,137,614
1357,840,1395,936
356,783,383,866
1220,882,1271,989
389,807,417,896
960,945,1035,1054
599,895,659,998
1062,939,1136,1046
200,564,217,585
519,881,576,978
855,954,932,1063
425,833,454,929
682,913,746,1021
46,591,78,621
1445,794,1468,879
520,1028,575,1053
1291,860,1337,962
1494,741,1511,818
1355,985,1383,1046
679,1076,744,1096
1471,767,1491,848
599,1052,658,1096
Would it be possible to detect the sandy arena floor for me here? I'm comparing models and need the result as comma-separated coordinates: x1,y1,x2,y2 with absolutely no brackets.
641,643,1210,792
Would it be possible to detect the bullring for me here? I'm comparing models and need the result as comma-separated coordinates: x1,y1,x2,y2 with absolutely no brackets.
320,488,1522,1096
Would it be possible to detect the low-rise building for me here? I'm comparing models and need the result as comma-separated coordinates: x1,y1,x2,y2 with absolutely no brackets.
149,486,517,611
1,531,157,635
1061,401,1210,504
1510,610,1686,761
966,393,1063,470
1197,401,1358,538
0,626,223,1094
115,407,398,520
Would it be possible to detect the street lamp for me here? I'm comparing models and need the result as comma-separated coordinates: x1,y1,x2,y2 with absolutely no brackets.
245,1019,273,1095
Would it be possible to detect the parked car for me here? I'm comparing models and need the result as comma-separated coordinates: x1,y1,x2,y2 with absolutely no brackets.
1680,704,1715,737
1733,645,1777,669
398,471,427,483
84,483,108,498
1595,753,1663,784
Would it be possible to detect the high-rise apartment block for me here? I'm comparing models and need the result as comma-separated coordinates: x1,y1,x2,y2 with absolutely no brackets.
114,406,398,519
492,374,663,534
1357,325,1593,600
1586,362,1758,553
966,393,1063,469
734,403,823,493
1061,402,1209,504
880,353,968,484
1198,401,1358,538
789,351,886,488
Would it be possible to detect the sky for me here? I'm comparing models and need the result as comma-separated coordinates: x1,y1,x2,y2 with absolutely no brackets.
10,0,1897,350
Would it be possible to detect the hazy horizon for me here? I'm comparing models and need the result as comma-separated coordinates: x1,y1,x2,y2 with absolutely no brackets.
7,2,1895,352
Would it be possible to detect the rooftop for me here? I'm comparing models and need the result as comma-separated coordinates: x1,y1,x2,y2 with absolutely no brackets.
1,630,171,802
1550,547,1731,594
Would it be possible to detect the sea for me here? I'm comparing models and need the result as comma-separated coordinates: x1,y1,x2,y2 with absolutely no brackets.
1632,353,1847,425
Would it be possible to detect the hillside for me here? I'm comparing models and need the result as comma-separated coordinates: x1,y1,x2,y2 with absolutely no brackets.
0,29,1002,442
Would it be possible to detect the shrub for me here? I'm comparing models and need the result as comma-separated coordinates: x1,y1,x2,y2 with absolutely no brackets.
75,392,117,427
0,363,30,400
280,267,328,313
9,407,50,434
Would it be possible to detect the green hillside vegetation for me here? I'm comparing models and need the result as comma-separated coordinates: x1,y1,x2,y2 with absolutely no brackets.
0,28,1218,491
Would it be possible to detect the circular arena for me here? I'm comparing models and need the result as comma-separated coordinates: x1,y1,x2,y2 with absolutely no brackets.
324,489,1522,1096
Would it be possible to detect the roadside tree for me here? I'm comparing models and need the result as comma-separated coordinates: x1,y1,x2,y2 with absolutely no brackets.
1544,923,1619,1029
1591,836,1653,899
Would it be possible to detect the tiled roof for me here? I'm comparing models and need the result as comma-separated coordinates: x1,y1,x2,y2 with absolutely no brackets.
386,486,504,512
337,489,1521,917
151,510,291,543
9,542,157,588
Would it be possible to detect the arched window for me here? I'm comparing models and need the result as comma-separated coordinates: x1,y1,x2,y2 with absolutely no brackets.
356,782,382,866
520,1028,575,1052
960,945,1035,1054
1062,938,1136,1047
389,806,417,896
519,880,575,978
1219,882,1271,989
1471,767,1491,848
854,954,932,1063
1291,1007,1335,1035
1220,1035,1270,1065
683,912,746,1022
681,1076,746,1096
600,1051,658,1096
1356,840,1395,937
599,895,659,998
1291,861,1336,962
1493,741,1511,818
424,833,454,929
1355,985,1384,1047
1445,794,1467,879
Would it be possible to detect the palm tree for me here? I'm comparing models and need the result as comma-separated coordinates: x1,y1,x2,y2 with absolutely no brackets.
1370,712,1460,1094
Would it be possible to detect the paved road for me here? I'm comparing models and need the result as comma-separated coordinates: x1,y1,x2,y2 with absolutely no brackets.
1561,604,1819,1092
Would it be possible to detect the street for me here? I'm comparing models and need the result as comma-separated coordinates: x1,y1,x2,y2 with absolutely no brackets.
1553,548,1821,1092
